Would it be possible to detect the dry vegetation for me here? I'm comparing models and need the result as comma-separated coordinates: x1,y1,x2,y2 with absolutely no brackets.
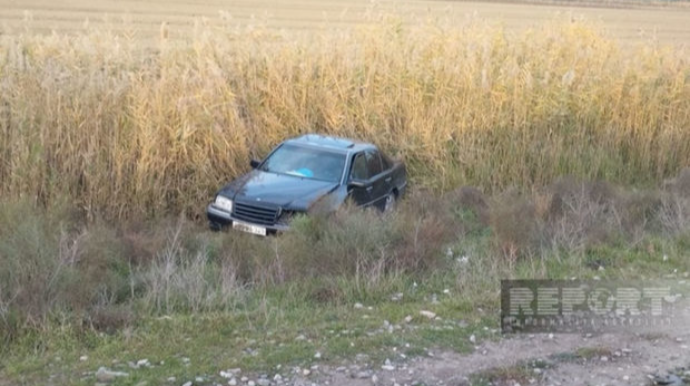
2,169,690,340
0,17,689,219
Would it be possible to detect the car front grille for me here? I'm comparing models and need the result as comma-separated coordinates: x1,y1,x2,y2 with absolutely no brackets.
233,201,279,226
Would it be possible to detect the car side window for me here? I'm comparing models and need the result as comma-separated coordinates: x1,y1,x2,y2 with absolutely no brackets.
351,153,368,180
365,150,383,177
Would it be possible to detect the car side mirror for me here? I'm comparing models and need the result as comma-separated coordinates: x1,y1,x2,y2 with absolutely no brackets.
250,159,260,169
348,180,367,189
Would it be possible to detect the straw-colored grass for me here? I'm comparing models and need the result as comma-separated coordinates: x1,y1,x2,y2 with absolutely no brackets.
0,18,689,219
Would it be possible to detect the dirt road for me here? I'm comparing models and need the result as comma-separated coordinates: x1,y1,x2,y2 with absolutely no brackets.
299,329,690,385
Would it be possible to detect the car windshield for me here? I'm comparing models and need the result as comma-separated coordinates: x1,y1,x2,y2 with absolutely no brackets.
261,144,346,183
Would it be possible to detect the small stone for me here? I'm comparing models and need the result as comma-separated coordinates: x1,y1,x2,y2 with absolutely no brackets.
404,315,413,323
371,374,379,383
354,303,364,309
257,379,270,386
314,352,322,359
247,381,256,386
137,359,150,367
167,377,176,383
274,374,282,381
653,374,683,386
95,367,129,383
303,369,311,376
79,356,88,362
181,382,192,386
382,365,395,371
419,310,436,319
469,334,476,343
229,379,237,386
600,356,609,362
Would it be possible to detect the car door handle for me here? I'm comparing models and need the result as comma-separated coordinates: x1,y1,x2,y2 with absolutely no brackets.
384,177,392,183
366,186,373,192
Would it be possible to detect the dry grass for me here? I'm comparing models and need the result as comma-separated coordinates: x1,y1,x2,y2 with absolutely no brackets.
0,17,689,219
2,170,690,339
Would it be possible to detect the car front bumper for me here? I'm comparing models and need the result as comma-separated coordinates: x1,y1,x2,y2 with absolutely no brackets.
206,204,291,234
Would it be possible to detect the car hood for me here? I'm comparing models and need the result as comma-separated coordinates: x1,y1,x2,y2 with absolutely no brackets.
220,170,339,210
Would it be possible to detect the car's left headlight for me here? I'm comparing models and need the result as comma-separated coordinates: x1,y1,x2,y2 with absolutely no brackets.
214,195,233,213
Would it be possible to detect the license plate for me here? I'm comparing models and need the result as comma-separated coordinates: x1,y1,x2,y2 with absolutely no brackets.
232,221,267,236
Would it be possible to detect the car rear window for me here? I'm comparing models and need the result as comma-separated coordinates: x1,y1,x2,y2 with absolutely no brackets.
261,144,346,183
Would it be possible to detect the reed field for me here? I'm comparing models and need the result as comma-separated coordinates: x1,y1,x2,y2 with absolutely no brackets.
0,2,690,220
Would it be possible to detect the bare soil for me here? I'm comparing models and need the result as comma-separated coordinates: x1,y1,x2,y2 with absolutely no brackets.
1,0,690,46
305,326,690,385
294,314,690,386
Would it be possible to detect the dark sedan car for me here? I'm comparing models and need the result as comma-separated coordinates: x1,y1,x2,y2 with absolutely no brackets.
207,134,407,235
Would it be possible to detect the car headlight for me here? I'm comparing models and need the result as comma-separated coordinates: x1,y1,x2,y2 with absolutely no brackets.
214,196,233,212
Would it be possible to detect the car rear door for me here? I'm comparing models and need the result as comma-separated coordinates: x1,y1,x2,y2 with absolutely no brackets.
365,149,392,210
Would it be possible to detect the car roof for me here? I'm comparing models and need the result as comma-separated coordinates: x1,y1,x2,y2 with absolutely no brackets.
284,134,373,153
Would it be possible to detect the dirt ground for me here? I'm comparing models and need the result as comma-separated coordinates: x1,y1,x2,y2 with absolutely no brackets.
301,327,690,386
1,0,690,46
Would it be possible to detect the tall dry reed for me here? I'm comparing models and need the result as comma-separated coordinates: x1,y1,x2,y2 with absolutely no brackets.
0,18,688,219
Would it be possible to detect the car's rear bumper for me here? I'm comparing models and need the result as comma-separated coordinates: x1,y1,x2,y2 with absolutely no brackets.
206,204,290,234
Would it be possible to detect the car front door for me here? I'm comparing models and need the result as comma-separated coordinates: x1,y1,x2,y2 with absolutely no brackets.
348,152,372,206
